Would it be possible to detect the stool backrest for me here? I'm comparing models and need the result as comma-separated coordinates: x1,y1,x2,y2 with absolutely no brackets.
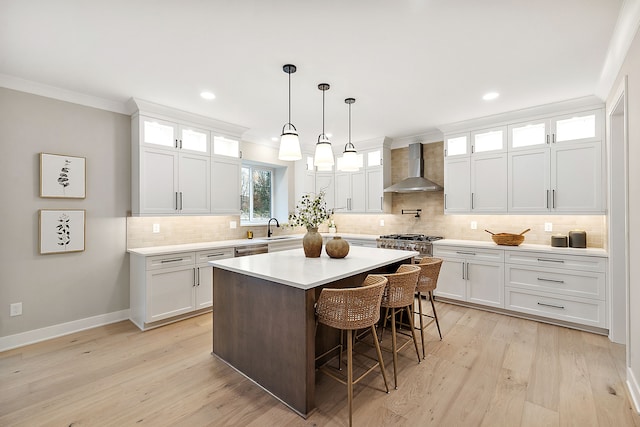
417,257,443,293
316,275,388,330
381,264,421,308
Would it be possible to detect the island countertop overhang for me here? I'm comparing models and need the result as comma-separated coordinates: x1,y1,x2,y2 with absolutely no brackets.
209,246,418,290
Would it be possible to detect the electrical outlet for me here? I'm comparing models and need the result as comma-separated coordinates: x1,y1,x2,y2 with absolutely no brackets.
152,223,160,233
544,222,553,232
230,221,237,229
10,302,22,317
379,219,385,227
470,221,477,230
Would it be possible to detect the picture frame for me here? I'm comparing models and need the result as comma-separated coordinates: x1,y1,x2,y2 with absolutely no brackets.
39,209,86,254
40,153,86,198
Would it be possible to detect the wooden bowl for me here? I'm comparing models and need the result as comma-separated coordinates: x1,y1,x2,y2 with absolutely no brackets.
491,233,525,246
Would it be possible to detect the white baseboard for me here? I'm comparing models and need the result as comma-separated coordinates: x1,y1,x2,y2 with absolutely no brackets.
628,366,640,414
0,309,130,352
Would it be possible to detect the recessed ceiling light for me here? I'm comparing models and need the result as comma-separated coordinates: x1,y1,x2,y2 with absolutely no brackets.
200,91,216,100
482,92,499,101
271,137,279,142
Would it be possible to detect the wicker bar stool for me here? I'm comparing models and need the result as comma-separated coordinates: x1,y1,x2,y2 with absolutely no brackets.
379,264,422,389
315,275,390,427
415,257,444,359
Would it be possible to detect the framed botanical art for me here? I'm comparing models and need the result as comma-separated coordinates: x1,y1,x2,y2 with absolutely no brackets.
40,153,86,198
39,209,86,254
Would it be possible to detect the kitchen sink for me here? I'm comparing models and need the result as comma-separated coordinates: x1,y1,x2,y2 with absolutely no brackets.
263,236,299,241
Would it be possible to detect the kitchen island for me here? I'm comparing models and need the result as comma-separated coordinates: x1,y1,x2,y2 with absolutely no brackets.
210,246,417,417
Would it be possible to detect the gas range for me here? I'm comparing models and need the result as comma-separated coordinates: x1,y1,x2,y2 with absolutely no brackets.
376,234,443,260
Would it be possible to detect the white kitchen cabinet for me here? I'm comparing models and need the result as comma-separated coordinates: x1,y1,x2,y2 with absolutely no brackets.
130,247,234,330
195,248,234,310
508,140,603,213
366,167,385,212
137,148,209,215
130,100,247,216
316,172,336,211
334,170,365,213
445,127,507,214
179,152,211,214
211,155,241,214
141,116,210,154
433,245,504,308
444,157,470,213
504,250,607,329
470,152,507,213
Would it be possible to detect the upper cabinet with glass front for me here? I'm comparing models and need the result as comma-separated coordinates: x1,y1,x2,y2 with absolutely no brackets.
212,135,240,158
444,133,471,158
508,109,602,151
141,116,210,154
471,127,507,154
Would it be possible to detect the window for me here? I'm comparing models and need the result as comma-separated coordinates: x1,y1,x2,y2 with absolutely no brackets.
241,165,273,222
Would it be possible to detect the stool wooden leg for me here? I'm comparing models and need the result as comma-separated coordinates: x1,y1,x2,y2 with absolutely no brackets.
370,325,390,393
339,329,344,370
346,329,353,427
390,307,398,389
417,293,426,359
429,291,442,340
405,306,421,363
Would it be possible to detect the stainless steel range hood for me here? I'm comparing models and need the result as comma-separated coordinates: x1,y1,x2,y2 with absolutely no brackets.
384,143,443,193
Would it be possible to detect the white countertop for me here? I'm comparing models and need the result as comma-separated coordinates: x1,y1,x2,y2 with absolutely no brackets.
433,239,608,257
127,233,379,256
209,246,418,290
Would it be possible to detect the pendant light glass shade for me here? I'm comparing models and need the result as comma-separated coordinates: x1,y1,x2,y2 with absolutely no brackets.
314,83,334,167
278,64,302,161
339,97,359,171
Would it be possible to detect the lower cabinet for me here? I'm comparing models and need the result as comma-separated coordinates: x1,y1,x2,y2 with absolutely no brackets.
434,245,504,308
130,247,234,330
433,242,608,331
504,251,606,328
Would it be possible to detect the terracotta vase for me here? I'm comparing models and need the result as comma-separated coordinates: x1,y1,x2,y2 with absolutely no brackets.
303,227,323,258
325,236,350,259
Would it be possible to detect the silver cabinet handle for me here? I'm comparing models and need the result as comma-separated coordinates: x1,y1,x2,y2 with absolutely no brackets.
175,192,179,210
161,258,184,263
380,196,383,211
537,302,565,310
206,253,226,258
461,262,465,280
466,262,469,280
471,193,474,210
552,189,556,209
444,194,447,209
552,133,556,144
537,258,564,263
193,268,197,287
546,189,549,209
456,251,476,255
175,138,179,148
180,192,184,210
537,277,565,284
196,267,200,286
179,139,183,149
546,134,550,144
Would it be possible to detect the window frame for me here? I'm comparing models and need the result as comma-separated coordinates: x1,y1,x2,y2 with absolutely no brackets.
240,163,275,224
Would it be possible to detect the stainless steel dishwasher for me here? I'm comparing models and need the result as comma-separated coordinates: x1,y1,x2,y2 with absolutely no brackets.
234,243,269,257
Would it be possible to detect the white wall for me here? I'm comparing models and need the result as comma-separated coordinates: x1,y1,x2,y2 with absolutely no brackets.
606,26,640,410
0,88,131,340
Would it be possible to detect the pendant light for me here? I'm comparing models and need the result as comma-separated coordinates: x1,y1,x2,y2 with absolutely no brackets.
314,83,334,167
339,97,360,171
278,64,302,161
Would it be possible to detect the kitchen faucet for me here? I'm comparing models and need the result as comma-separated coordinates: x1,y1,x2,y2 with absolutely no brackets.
267,217,280,237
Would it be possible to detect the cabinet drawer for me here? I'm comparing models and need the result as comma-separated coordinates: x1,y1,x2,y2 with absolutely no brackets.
506,266,605,300
505,251,606,272
146,252,195,270
433,246,504,262
196,248,234,264
505,287,605,328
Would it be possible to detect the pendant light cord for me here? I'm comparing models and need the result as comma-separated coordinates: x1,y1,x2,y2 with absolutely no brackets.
322,87,325,136
348,102,351,143
288,70,291,125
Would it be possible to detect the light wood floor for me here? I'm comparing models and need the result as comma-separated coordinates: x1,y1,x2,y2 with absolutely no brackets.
1,301,639,426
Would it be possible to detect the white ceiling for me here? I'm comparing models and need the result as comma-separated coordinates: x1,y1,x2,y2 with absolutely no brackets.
0,0,625,151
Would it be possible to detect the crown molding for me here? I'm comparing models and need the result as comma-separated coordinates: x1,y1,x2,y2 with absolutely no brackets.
437,96,604,135
391,129,444,148
0,74,129,114
596,0,640,99
128,98,249,138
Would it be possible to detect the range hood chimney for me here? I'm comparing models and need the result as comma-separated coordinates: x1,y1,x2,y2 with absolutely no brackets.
384,143,443,193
